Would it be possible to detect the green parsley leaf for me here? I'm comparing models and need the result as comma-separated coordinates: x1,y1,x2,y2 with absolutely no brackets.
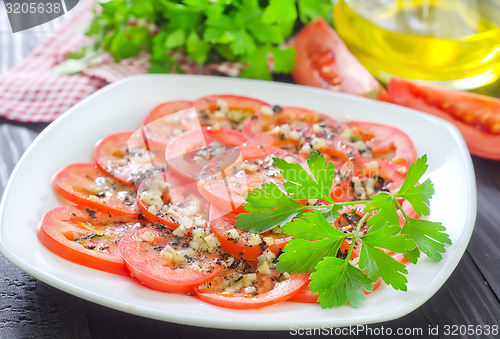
364,192,399,228
274,151,335,201
234,182,304,233
277,210,346,273
358,245,409,291
262,0,297,24
396,155,435,216
401,217,451,262
297,0,334,25
310,257,373,308
271,47,296,73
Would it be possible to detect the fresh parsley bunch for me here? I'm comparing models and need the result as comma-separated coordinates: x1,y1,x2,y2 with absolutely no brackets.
234,151,451,308
70,0,333,80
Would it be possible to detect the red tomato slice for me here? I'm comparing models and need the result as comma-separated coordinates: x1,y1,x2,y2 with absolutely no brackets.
290,277,383,303
241,106,338,137
165,127,249,182
119,227,222,293
388,77,500,160
209,205,291,261
195,269,309,309
52,163,139,218
344,121,417,169
94,131,164,185
182,95,270,131
197,145,301,211
292,18,390,101
37,205,143,275
331,158,406,202
143,100,193,125
137,173,210,229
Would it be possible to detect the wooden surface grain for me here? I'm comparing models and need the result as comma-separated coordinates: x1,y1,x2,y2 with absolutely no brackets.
1,3,499,339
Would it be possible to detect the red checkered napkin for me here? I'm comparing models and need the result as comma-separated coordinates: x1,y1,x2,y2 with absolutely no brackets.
0,1,244,123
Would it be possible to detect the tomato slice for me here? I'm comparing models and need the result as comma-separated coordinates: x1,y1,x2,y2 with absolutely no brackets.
143,100,193,125
195,268,309,309
52,163,139,218
209,205,291,261
241,106,338,137
343,121,417,169
119,227,222,293
94,131,164,185
165,127,249,182
137,173,210,230
182,95,270,131
292,18,389,101
197,145,301,211
290,277,383,303
37,205,143,275
388,77,500,160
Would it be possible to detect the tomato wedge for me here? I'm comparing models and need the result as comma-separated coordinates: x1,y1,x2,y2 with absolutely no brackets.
292,18,390,101
37,205,143,275
182,95,270,131
209,205,291,261
195,269,309,309
119,227,222,293
241,106,337,137
165,127,248,182
137,173,210,230
388,77,500,160
94,131,164,185
52,163,139,218
198,145,301,211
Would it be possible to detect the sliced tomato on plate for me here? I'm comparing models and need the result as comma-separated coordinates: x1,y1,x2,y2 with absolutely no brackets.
343,121,417,170
52,163,139,218
388,77,500,160
292,17,390,101
197,145,301,211
241,106,338,137
137,173,210,229
290,277,383,303
195,268,309,309
37,205,143,275
209,205,291,261
143,100,193,125
165,127,248,182
94,131,164,185
119,227,222,293
182,95,270,131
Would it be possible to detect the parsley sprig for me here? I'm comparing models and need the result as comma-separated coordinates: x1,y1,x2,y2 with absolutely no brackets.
57,0,334,80
234,151,451,308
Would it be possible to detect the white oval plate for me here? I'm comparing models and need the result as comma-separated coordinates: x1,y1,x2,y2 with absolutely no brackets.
0,75,476,330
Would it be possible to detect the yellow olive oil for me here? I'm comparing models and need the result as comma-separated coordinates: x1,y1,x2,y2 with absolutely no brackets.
334,0,500,89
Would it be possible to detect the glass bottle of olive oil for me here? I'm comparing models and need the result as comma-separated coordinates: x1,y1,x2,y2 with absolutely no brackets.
334,0,500,89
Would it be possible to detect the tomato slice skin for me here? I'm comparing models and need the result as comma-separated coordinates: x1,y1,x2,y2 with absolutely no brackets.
37,205,142,276
292,18,389,100
94,131,163,185
198,145,300,211
209,205,291,261
119,227,222,293
241,106,338,137
183,95,270,131
388,77,500,160
52,163,139,218
195,272,309,309
165,127,249,182
143,100,193,125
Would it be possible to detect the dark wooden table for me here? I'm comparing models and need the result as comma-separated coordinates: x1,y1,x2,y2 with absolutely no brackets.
1,6,499,339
